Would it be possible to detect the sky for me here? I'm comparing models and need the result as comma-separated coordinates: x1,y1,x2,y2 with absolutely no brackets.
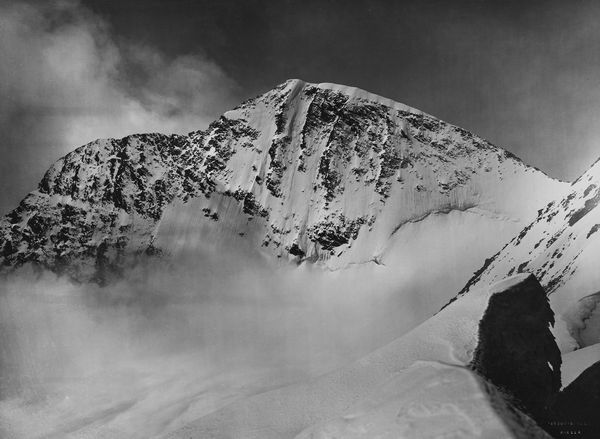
2,0,600,213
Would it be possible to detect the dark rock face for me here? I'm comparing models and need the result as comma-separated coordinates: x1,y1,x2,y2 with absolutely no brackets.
0,134,191,281
469,274,600,438
568,189,600,226
470,274,562,418
306,215,367,252
546,361,600,438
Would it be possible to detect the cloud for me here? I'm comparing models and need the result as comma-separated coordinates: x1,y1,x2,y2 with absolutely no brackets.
0,241,413,438
0,0,240,214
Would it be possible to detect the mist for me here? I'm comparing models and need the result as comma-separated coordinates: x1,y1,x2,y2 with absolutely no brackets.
0,0,239,215
0,235,440,439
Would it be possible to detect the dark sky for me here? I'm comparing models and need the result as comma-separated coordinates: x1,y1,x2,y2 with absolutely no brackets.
2,0,600,213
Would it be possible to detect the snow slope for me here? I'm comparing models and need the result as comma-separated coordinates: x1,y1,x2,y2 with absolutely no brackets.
165,274,552,439
295,362,550,439
561,343,600,388
456,158,600,351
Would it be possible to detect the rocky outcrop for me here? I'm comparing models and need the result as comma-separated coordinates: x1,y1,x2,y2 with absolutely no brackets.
467,273,600,438
470,274,562,418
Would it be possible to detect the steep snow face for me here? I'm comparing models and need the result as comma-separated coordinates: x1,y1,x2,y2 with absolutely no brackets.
0,79,565,282
457,158,600,350
156,79,565,269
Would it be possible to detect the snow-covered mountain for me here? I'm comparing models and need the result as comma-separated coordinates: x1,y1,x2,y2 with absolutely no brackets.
0,79,587,439
0,80,565,311
455,157,600,352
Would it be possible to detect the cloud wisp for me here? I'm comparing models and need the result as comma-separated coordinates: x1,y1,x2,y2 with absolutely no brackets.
0,0,239,214
0,237,419,438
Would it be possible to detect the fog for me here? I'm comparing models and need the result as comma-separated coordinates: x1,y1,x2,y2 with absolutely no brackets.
0,239,442,438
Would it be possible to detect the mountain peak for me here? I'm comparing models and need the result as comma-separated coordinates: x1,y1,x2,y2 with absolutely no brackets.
0,80,566,283
279,78,420,114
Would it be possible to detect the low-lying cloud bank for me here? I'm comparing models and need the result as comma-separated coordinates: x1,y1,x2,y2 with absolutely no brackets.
0,236,435,439
0,0,240,214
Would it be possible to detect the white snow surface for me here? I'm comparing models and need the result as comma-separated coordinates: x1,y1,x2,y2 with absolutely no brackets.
165,276,544,439
489,273,533,295
295,362,550,439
